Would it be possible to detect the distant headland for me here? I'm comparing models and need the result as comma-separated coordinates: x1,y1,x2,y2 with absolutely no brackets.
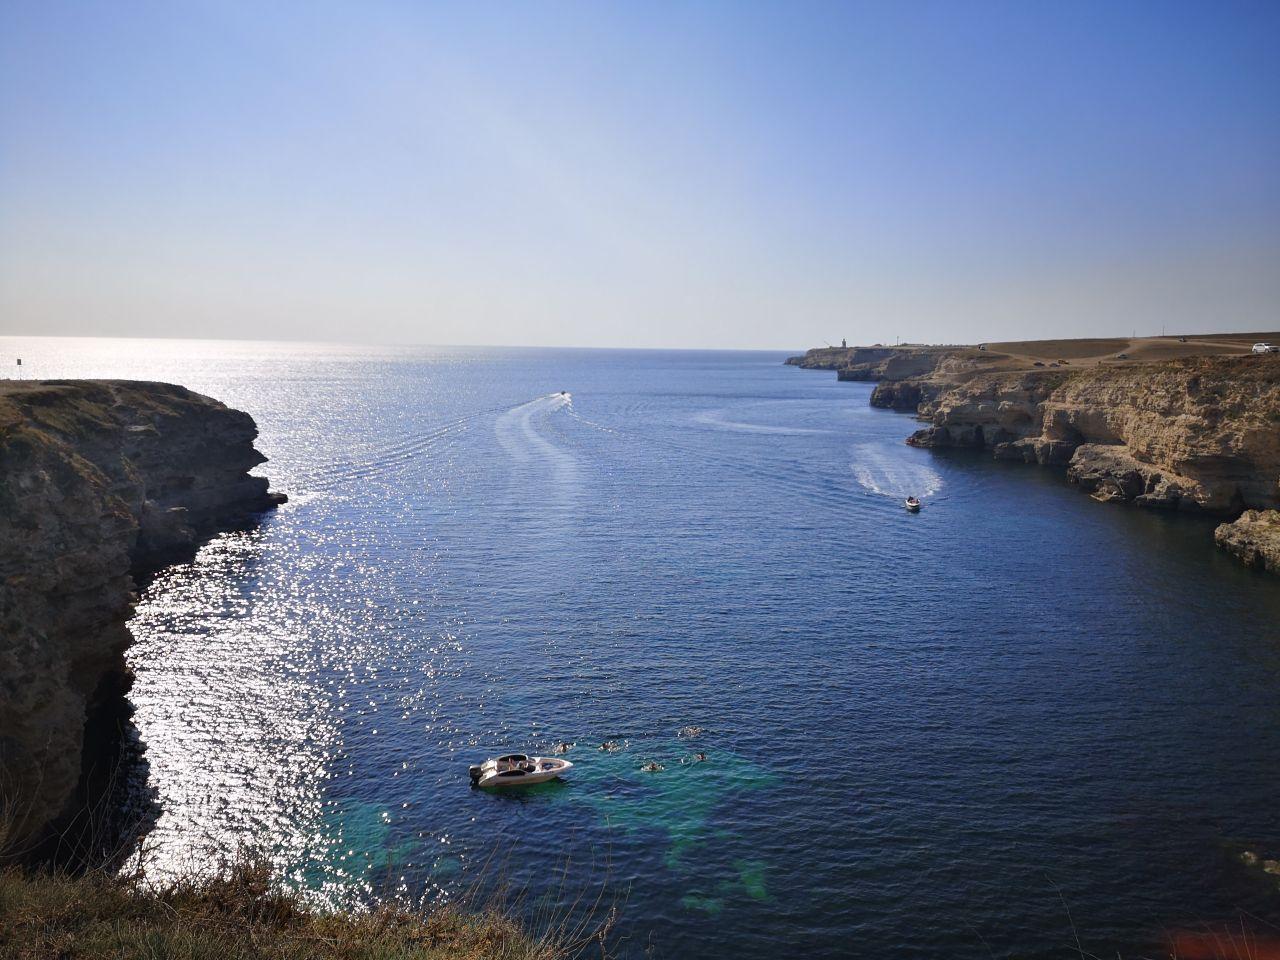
787,333,1280,574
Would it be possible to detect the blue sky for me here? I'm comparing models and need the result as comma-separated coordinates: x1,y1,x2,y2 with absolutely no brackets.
1,0,1277,348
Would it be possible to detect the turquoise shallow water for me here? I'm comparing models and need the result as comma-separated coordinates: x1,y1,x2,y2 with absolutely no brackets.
7,337,1280,958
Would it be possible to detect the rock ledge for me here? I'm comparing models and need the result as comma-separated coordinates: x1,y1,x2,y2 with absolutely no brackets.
1215,510,1280,574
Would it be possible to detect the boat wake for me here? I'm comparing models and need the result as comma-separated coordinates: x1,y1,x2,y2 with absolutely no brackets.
304,393,576,494
564,397,857,511
303,407,497,492
495,392,579,489
692,408,829,436
850,443,943,499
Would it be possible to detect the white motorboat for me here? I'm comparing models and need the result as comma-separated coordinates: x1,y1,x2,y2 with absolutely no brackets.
905,496,921,512
469,753,573,788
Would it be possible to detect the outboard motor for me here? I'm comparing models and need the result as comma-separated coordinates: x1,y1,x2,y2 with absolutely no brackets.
468,764,483,785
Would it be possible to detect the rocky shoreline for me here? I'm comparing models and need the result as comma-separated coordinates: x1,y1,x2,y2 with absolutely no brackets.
1215,510,1280,574
787,343,1280,573
0,380,285,856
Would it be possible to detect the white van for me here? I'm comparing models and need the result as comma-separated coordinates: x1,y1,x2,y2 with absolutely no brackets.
1252,342,1279,354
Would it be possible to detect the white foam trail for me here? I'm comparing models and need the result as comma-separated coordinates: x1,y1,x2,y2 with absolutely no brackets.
851,443,943,499
494,393,579,486
692,408,829,436
302,405,504,491
563,394,619,435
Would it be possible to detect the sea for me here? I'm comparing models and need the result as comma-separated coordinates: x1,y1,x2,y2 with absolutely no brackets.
6,336,1280,959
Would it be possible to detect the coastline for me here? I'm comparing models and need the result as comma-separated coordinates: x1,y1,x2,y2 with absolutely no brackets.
0,352,1274,957
0,378,597,960
0,380,286,860
786,336,1280,572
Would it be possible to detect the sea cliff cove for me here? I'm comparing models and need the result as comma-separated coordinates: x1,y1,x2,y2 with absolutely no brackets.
3,3,1280,958
1,336,1279,960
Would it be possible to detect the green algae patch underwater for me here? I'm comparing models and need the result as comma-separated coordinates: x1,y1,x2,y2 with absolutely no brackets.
288,797,425,907
680,860,771,917
566,740,779,909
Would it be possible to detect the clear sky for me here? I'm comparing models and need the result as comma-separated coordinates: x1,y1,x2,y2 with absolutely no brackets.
1,0,1277,349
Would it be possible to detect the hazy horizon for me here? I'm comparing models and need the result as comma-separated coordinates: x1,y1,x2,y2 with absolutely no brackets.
3,0,1278,350
7,326,1280,361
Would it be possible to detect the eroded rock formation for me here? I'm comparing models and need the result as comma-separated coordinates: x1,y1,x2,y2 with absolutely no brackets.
0,380,284,854
904,356,1280,515
1215,511,1280,574
788,344,1280,572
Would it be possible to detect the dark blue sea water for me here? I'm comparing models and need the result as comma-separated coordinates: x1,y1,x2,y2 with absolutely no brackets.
10,337,1280,958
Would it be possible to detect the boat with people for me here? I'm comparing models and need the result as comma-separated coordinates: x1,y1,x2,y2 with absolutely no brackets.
905,496,921,512
468,753,573,788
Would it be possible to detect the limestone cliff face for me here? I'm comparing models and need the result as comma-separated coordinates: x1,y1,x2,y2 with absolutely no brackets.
0,380,284,853
786,347,853,370
1215,511,1280,574
785,345,957,378
785,345,1013,405
905,355,1280,514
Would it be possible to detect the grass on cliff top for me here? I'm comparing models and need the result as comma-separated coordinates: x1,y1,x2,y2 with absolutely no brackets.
0,857,608,960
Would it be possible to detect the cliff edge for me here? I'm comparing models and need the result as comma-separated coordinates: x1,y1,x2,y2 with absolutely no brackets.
0,380,285,855
788,338,1280,573
904,355,1280,515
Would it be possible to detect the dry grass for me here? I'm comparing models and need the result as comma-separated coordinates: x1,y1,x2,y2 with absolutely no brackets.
0,744,615,960
985,337,1133,360
0,855,609,960
980,333,1280,367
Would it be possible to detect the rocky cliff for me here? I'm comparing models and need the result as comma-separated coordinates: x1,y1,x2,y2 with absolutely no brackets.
785,345,976,383
1214,511,1280,574
904,355,1280,515
789,343,1280,572
0,380,284,855
785,346,863,370
785,344,1017,404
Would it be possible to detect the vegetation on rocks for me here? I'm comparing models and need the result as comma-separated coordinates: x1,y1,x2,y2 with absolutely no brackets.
0,858,597,960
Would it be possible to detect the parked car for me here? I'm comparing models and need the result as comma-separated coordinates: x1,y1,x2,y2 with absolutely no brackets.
1253,342,1279,354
